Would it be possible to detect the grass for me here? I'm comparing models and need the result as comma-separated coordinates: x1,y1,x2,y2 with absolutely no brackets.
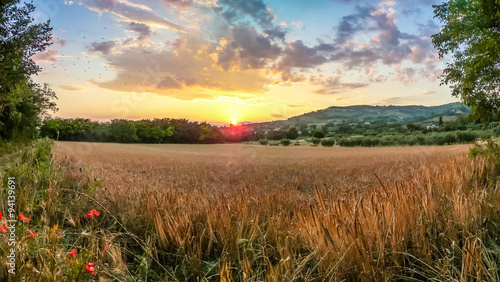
2,140,500,280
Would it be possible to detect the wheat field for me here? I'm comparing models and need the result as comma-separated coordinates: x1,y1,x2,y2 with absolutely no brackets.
51,142,500,281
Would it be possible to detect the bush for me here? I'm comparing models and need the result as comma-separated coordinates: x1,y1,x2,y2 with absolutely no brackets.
280,139,291,146
455,131,478,143
361,137,379,147
320,138,335,147
337,137,363,147
313,130,325,139
259,139,268,145
311,138,321,145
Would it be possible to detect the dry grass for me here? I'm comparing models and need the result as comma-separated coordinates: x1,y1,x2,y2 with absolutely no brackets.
50,141,500,281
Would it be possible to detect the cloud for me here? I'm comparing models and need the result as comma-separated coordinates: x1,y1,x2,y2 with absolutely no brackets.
54,39,67,47
335,5,372,44
378,96,406,105
287,104,302,108
328,4,441,86
291,21,304,29
163,0,194,8
59,85,83,91
335,97,350,101
32,49,59,62
264,26,287,41
92,36,271,100
126,22,152,41
422,90,436,95
271,113,284,118
216,0,276,28
82,0,186,32
309,75,367,95
87,40,116,54
416,19,440,37
212,24,282,71
273,40,334,82
393,65,416,85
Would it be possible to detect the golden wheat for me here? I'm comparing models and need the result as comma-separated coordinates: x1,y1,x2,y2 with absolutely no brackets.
52,142,500,281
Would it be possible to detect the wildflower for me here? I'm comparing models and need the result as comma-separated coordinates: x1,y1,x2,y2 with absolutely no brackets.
85,262,95,274
0,212,6,225
29,229,38,238
19,212,30,222
85,209,100,219
68,248,78,258
0,225,7,234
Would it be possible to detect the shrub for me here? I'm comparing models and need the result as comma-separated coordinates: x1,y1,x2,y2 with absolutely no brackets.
311,138,321,145
280,139,291,146
361,137,379,147
259,139,268,145
313,130,325,139
455,131,478,143
320,138,335,147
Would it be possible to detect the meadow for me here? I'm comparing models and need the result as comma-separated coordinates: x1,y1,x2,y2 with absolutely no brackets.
3,140,500,281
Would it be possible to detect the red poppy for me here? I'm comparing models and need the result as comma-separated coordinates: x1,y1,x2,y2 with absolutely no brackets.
29,229,38,238
0,212,6,224
0,225,7,234
68,248,78,258
85,262,95,274
19,212,30,223
85,209,100,219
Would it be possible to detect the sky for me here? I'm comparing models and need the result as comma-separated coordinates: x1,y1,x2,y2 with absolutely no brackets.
32,0,458,125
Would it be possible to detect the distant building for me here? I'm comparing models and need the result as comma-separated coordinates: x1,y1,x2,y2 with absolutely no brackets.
427,123,438,130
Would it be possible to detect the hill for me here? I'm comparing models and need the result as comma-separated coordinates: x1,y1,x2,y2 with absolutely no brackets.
252,103,470,129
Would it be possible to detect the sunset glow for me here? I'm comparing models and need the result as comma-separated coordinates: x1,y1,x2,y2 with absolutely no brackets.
32,0,457,124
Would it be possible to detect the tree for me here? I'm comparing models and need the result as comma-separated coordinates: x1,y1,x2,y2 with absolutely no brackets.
110,120,139,143
286,127,299,139
432,0,500,119
313,130,325,139
0,0,56,141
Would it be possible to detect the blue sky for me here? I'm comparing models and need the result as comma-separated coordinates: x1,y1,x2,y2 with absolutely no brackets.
32,0,457,124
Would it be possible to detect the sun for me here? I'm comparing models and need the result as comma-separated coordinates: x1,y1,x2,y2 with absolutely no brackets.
231,119,238,125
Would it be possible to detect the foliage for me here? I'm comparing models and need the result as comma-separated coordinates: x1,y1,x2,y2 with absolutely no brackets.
259,139,268,145
280,139,291,146
286,127,299,139
311,138,321,145
320,138,335,147
313,130,325,139
0,0,57,141
109,119,139,143
432,0,500,119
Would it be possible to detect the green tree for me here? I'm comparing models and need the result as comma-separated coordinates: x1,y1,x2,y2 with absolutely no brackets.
286,127,299,139
0,0,56,141
313,130,325,139
110,119,139,143
432,0,500,119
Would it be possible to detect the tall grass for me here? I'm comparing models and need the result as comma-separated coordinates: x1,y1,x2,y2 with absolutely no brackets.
2,141,500,280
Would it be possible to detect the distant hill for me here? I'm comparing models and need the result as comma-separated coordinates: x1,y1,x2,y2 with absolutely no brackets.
251,103,471,129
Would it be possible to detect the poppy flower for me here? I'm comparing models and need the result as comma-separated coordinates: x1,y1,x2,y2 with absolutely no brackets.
85,209,100,219
0,225,7,234
19,212,30,222
68,248,78,258
0,212,6,224
29,229,38,238
85,262,95,274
